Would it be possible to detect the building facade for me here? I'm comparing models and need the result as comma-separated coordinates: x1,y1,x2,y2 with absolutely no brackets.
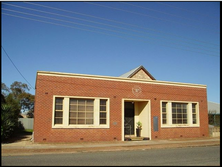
34,66,209,143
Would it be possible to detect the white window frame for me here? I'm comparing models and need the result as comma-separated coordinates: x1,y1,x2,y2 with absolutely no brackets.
52,95,110,128
160,100,199,128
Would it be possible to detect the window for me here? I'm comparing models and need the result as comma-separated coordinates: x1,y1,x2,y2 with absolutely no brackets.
52,96,109,128
54,97,64,125
161,101,199,127
172,103,187,124
69,99,94,125
162,102,167,124
192,103,197,124
100,99,107,124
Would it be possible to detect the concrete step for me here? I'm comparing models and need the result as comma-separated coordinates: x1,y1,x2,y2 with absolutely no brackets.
124,136,150,141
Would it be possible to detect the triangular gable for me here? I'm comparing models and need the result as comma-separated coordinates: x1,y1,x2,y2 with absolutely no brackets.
120,65,155,80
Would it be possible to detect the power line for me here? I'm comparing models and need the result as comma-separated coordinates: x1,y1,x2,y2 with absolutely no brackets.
3,2,219,51
157,2,218,18
21,2,219,47
2,6,219,50
2,8,219,54
1,45,35,90
84,2,219,34
2,12,219,57
120,2,206,23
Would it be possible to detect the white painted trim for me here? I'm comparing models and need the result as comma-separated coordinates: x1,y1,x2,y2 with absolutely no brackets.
52,95,110,129
160,100,200,128
37,71,206,89
122,98,151,141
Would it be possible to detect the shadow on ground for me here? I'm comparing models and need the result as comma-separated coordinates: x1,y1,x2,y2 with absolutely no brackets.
2,131,32,144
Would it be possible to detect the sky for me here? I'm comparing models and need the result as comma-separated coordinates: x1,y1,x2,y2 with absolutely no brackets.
1,1,220,104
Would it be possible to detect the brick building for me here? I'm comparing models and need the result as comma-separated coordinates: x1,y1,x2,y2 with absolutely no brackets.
34,66,209,143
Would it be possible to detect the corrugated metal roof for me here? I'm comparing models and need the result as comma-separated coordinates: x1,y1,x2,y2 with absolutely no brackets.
208,101,220,114
119,65,156,80
119,66,142,78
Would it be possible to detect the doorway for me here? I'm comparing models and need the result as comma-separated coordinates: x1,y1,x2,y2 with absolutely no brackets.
122,99,151,141
124,102,135,135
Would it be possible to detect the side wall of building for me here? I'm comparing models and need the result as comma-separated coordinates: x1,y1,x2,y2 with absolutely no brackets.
34,74,208,143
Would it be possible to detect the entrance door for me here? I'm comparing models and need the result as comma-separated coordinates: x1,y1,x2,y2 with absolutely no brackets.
124,102,134,135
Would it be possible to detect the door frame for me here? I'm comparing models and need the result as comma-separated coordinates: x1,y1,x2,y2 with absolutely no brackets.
122,98,151,141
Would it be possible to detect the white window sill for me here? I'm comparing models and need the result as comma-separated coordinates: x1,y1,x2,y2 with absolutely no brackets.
161,124,200,128
52,125,109,128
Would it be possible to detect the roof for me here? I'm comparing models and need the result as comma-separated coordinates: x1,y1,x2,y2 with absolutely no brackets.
208,101,220,114
119,65,156,80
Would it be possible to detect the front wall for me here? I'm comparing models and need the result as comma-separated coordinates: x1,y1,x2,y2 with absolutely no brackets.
34,74,208,143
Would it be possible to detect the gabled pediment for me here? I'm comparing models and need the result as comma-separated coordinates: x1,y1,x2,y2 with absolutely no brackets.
120,65,155,80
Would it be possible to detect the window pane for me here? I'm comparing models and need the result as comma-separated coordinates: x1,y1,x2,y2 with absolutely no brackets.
78,99,85,105
100,112,106,118
55,111,63,117
162,119,166,124
172,114,176,118
78,112,85,118
70,105,77,111
86,119,93,124
100,106,106,111
162,102,166,107
56,98,63,103
86,99,94,105
70,99,77,105
78,105,85,111
69,112,77,117
78,119,85,124
100,99,107,105
55,105,63,110
177,119,182,124
68,98,95,125
162,114,166,119
171,103,188,124
86,106,93,111
177,114,182,118
54,97,63,125
69,119,76,124
100,119,106,124
55,118,62,124
86,112,93,118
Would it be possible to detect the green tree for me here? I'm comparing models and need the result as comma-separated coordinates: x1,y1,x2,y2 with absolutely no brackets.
1,83,10,97
8,81,35,116
10,81,30,100
1,81,35,142
1,102,17,141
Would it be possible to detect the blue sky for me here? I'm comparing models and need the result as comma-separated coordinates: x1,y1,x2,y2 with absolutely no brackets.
1,1,220,103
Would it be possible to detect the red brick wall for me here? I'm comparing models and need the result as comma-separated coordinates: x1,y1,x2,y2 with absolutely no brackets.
34,74,208,143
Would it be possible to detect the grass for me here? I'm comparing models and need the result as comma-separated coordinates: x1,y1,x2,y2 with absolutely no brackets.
20,129,33,135
24,129,33,133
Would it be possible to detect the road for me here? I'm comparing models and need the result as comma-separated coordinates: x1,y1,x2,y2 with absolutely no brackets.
2,146,220,166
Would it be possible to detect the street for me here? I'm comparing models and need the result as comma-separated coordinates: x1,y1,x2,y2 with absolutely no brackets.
2,146,220,166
